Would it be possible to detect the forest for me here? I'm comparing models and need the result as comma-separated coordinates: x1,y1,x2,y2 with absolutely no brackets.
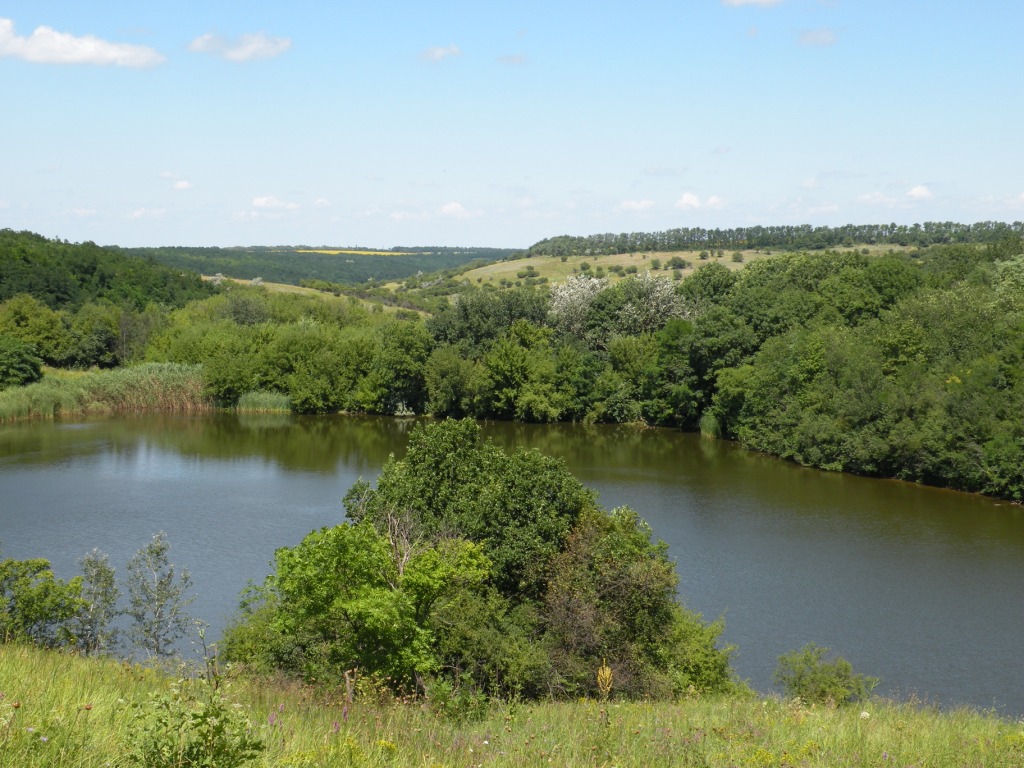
3,227,1024,502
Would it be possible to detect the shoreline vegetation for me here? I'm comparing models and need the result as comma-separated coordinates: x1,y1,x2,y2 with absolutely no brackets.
4,226,1024,503
3,643,1023,768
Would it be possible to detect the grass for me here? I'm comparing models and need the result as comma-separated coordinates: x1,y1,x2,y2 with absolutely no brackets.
2,643,1022,767
295,249,415,256
0,363,210,423
237,390,292,413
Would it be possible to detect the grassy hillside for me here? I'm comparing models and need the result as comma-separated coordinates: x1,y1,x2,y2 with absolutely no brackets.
116,245,519,287
2,643,1022,767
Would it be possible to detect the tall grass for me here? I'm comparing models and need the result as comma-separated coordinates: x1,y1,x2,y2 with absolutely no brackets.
237,390,292,413
0,363,210,423
2,643,1022,767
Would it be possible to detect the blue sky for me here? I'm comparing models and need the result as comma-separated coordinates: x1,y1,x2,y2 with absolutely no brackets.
2,1,1022,248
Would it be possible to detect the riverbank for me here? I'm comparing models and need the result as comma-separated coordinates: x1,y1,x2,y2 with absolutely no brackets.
0,363,210,423
2,643,1022,767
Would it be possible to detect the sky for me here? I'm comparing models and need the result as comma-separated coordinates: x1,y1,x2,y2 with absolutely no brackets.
2,1,1023,249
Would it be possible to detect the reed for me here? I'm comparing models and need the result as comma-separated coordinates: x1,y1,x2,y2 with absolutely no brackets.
236,390,292,413
0,364,211,423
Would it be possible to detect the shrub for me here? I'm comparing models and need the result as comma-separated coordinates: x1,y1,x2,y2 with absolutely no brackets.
0,335,43,390
774,643,878,705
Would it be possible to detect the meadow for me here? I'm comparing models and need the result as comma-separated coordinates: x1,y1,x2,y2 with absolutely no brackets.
2,643,1022,768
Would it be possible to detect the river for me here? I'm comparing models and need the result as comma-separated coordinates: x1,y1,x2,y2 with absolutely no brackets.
1,413,1022,714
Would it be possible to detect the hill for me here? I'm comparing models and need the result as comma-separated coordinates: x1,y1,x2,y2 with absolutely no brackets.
114,245,520,286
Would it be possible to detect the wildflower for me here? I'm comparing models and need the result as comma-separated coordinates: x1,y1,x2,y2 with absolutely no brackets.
268,712,277,727
332,720,340,734
40,736,48,743
11,702,20,709
860,711,870,720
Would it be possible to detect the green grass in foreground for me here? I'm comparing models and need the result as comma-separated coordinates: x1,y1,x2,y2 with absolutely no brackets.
2,644,1022,767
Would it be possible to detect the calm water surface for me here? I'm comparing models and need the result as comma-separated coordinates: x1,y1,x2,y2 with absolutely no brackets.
1,414,1022,714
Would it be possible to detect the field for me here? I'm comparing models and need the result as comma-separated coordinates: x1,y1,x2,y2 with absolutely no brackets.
2,643,1022,768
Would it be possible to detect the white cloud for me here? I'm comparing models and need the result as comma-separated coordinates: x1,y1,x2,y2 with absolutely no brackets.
801,177,821,189
497,54,528,66
420,44,461,63
0,17,164,67
906,185,933,200
130,207,165,220
619,199,654,212
799,28,837,46
674,192,726,211
857,191,896,206
314,198,331,208
722,0,782,6
675,193,702,210
189,32,291,62
439,201,472,219
252,195,298,210
173,180,192,191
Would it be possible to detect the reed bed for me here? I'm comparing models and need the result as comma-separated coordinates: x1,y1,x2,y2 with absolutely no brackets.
0,364,211,423
2,643,1022,767
236,390,293,413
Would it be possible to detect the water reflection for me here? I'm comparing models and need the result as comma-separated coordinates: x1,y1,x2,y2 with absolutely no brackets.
1,415,1022,715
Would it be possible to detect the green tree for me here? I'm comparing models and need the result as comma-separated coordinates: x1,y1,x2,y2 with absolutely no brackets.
74,549,121,655
0,553,83,646
775,643,878,705
0,334,43,389
125,533,195,657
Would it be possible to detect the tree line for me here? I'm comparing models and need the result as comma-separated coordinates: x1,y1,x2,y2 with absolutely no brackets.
525,220,1024,257
4,230,1024,501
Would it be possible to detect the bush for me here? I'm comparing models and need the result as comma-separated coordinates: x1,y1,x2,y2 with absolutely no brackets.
0,335,43,390
774,643,878,705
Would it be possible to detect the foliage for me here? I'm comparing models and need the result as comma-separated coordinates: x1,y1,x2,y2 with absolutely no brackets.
0,554,83,647
125,533,196,657
229,420,734,700
73,549,120,656
774,643,879,705
125,685,264,768
0,334,42,390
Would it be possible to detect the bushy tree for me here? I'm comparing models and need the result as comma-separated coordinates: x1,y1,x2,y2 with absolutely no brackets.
0,334,43,390
74,548,121,655
229,420,736,700
774,643,878,705
125,533,195,657
0,553,83,646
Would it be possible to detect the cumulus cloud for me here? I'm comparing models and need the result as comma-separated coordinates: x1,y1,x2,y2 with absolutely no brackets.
0,17,164,67
799,27,837,46
856,191,896,206
420,44,460,63
705,195,726,210
722,0,782,6
674,193,726,211
173,180,192,191
439,201,474,219
189,32,291,62
252,195,299,210
619,199,654,212
906,185,933,200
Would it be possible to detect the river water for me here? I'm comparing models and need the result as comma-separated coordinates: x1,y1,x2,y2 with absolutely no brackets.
1,414,1022,714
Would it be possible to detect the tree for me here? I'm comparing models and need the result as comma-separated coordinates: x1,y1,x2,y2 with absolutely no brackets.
775,644,878,705
74,548,120,655
0,334,43,390
125,533,195,657
0,553,83,646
